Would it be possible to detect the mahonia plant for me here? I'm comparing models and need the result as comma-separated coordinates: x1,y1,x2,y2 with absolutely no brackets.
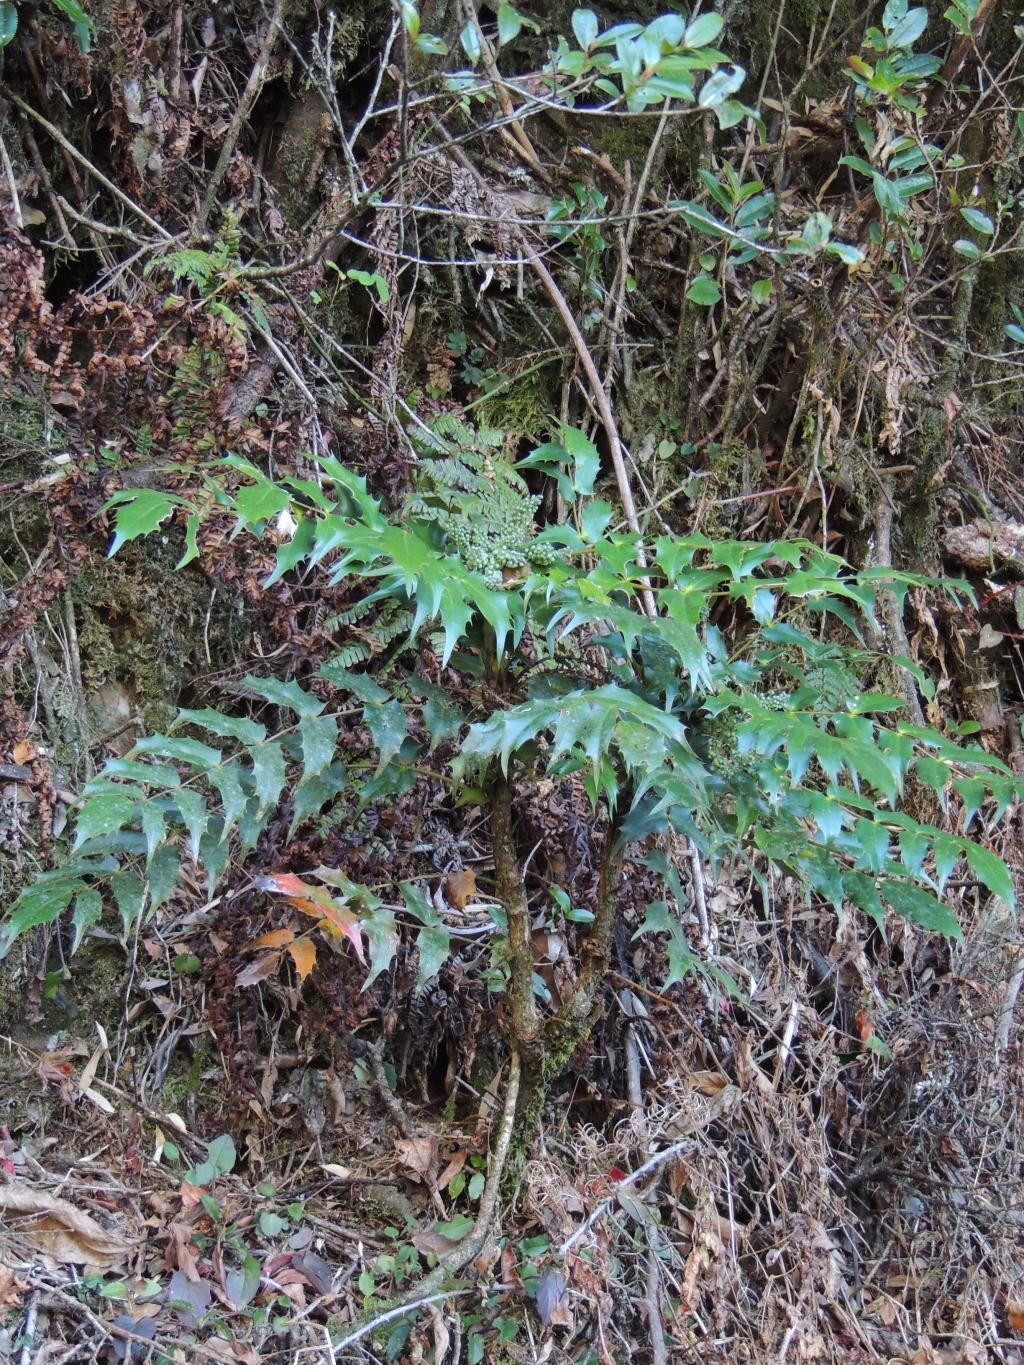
4,451,1019,1009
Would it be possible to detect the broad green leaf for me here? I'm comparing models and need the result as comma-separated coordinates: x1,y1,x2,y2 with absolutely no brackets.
433,1214,473,1241
698,65,745,109
104,489,186,556
74,792,137,850
251,743,287,814
684,12,724,46
497,0,523,43
887,6,927,47
208,1133,236,1175
459,18,481,62
686,273,721,306
71,889,103,952
362,908,399,990
299,714,338,781
571,7,598,46
959,206,994,236
0,3,18,48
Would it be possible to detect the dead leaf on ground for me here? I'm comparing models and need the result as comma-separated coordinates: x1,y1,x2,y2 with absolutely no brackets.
236,953,280,988
445,868,476,909
286,935,317,981
250,928,296,950
0,1264,27,1308
436,1149,467,1191
0,1183,135,1269
395,1135,439,1182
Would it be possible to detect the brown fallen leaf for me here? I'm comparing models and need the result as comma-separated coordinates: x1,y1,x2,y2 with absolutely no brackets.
445,868,476,909
0,1264,27,1309
236,953,280,988
436,1149,467,1192
395,1135,439,1183
287,936,317,981
0,1184,135,1269
250,928,296,950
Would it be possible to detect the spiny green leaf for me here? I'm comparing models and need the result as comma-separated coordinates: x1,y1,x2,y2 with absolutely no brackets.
288,763,347,836
362,908,399,991
251,743,287,814
209,762,248,840
238,675,324,719
110,871,146,938
74,792,138,850
884,879,960,937
98,758,181,787
3,880,82,952
141,804,166,864
364,700,408,773
148,845,181,910
401,882,451,989
299,714,338,782
173,709,267,746
104,489,188,557
71,889,103,953
132,734,223,769
173,789,209,854
962,840,1014,906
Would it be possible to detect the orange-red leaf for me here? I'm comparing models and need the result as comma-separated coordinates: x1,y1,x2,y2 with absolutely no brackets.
250,928,296,951
255,873,313,898
255,873,365,964
315,909,365,965
287,936,317,981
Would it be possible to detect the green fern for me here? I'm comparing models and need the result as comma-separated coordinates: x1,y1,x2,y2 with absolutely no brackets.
406,414,558,587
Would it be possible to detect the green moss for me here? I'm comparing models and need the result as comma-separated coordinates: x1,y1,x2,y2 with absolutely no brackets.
68,536,246,732
160,1035,213,1110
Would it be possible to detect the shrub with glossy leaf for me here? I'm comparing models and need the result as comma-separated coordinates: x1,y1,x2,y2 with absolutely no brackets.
4,456,1018,993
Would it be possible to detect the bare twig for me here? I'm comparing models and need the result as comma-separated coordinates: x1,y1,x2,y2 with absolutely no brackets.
559,1138,691,1255
8,95,173,241
196,0,290,232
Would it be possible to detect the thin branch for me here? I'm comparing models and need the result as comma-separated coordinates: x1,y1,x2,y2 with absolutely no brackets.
8,95,174,241
196,0,290,232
